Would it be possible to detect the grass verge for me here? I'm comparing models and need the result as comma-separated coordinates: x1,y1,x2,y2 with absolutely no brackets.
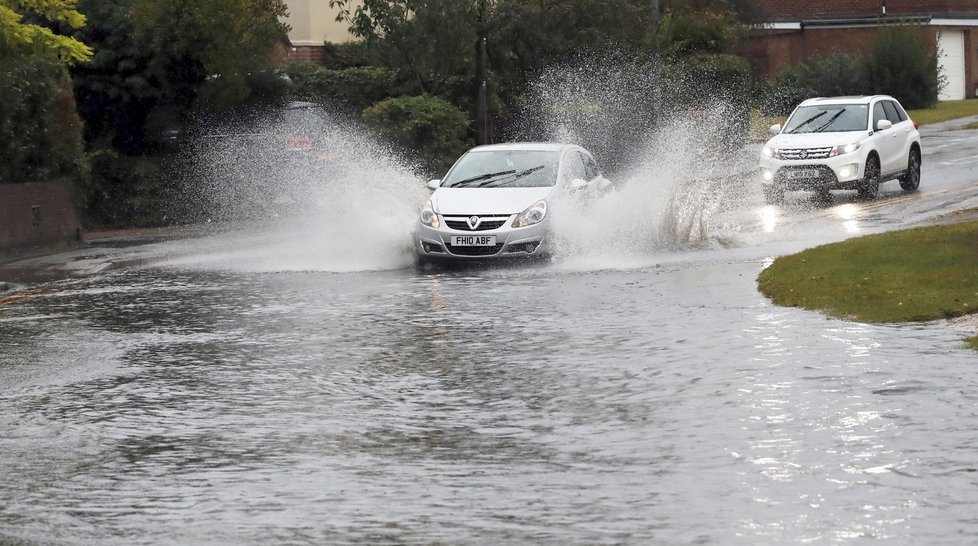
757,220,978,348
907,99,978,126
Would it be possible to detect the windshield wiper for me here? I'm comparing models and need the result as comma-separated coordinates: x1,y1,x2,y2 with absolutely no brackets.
449,170,516,188
476,165,546,187
788,111,827,134
812,108,846,133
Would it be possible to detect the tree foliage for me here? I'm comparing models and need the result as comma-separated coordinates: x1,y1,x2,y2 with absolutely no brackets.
363,95,471,176
0,0,92,63
862,25,941,109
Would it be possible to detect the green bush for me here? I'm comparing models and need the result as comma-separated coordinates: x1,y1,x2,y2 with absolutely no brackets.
0,51,87,183
766,25,941,114
663,53,753,148
765,53,867,115
862,25,941,109
286,62,397,114
363,95,471,176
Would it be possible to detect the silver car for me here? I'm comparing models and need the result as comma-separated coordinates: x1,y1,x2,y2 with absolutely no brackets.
415,142,612,262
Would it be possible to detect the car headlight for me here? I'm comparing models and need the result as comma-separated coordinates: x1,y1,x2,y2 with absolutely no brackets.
762,147,780,159
420,200,439,228
830,142,860,157
512,200,547,228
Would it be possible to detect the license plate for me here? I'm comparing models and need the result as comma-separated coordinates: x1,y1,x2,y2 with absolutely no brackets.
451,235,496,246
787,169,818,179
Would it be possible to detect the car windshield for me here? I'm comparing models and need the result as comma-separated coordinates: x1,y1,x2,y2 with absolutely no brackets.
441,150,559,188
783,104,868,133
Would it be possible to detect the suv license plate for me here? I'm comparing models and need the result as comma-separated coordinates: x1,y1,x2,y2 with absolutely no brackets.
452,235,496,246
788,169,818,179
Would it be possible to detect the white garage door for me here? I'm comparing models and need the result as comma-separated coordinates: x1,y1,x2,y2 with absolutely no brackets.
938,29,966,101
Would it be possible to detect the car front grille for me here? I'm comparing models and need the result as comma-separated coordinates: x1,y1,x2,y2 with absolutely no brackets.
443,216,509,231
780,147,832,160
446,244,504,256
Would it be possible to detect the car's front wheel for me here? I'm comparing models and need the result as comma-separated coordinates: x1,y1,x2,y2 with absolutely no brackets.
857,156,880,200
763,185,784,205
899,148,921,193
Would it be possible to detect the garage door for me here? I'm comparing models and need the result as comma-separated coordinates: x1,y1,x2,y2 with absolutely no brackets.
938,29,966,101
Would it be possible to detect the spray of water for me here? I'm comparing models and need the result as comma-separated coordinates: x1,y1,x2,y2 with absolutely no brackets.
164,104,428,272
509,52,758,269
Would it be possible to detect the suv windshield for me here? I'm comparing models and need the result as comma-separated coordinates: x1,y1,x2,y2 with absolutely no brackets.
441,150,559,188
783,104,869,134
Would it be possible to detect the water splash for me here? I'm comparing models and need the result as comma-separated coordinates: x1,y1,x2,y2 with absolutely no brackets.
167,103,428,272
508,55,757,268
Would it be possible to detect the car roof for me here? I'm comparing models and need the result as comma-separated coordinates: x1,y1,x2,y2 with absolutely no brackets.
799,95,897,106
467,142,578,153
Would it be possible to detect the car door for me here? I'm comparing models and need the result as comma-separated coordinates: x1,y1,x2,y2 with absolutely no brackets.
872,100,903,175
882,99,914,172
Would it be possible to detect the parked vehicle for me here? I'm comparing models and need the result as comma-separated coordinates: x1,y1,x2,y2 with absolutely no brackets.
759,95,921,203
415,142,612,263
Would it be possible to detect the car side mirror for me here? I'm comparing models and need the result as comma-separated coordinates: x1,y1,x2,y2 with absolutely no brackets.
426,179,441,191
570,178,589,191
876,119,892,131
769,123,782,135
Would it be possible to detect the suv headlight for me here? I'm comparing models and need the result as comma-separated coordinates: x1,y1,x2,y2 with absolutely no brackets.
762,146,780,159
512,200,547,228
830,142,860,157
420,200,439,228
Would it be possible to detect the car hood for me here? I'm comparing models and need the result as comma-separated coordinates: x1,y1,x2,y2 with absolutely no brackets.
431,187,553,215
767,131,868,149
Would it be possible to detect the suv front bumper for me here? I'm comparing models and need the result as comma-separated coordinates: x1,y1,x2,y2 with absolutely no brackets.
759,156,864,191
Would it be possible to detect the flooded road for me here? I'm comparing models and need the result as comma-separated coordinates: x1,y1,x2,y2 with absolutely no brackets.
3,121,978,544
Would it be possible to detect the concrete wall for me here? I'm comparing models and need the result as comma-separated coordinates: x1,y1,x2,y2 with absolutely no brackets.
0,181,83,251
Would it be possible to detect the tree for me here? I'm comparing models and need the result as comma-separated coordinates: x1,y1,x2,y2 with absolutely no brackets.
0,0,92,63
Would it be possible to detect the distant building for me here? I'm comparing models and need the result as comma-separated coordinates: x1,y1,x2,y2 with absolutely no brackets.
744,0,978,99
282,0,358,63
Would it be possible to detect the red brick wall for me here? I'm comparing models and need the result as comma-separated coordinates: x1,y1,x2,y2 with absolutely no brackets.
743,26,940,80
0,181,83,250
287,45,324,64
755,0,978,20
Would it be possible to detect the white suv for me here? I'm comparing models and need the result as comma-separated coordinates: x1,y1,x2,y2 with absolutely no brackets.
759,95,921,203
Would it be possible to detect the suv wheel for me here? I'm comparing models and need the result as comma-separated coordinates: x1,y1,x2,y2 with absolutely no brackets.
899,149,921,192
763,186,784,205
858,156,880,200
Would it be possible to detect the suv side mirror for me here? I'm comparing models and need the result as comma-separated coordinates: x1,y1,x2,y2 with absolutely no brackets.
876,119,892,131
769,123,782,135
426,179,441,191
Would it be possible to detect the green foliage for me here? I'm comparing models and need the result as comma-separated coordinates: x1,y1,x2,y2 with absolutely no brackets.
862,25,941,109
286,62,397,114
363,95,471,176
80,149,176,226
766,25,941,114
0,50,87,182
330,0,478,97
658,2,747,59
0,0,92,63
765,53,867,115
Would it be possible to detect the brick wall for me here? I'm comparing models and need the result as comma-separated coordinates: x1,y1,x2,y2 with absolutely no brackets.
755,0,978,20
287,45,324,64
0,181,83,251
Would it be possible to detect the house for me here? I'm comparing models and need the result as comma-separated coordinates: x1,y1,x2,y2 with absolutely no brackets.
743,0,978,99
282,0,358,63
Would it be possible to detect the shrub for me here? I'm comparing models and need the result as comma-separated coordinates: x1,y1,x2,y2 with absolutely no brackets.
862,25,941,109
766,25,941,113
0,52,88,183
765,53,867,115
286,62,397,115
663,53,753,148
363,95,471,176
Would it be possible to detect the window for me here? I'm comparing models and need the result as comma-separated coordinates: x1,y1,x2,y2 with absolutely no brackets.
562,152,587,182
881,100,905,124
581,152,600,180
872,102,888,130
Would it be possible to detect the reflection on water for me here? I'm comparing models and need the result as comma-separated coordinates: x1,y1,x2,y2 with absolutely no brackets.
1,263,976,544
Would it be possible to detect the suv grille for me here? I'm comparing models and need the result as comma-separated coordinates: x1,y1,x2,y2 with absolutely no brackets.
780,147,832,160
444,217,509,231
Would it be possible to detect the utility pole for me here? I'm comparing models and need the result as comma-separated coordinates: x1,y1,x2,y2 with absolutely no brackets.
476,0,489,144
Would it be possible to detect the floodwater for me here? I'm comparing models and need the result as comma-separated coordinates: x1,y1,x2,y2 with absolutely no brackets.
3,100,978,544
2,242,976,544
